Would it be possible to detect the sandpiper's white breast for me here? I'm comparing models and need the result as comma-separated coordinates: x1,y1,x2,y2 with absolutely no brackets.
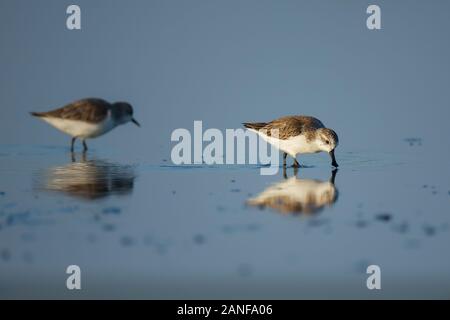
249,129,320,157
281,135,321,155
41,110,116,139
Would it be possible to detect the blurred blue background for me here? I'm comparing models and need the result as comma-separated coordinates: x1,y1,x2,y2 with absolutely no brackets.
1,0,449,155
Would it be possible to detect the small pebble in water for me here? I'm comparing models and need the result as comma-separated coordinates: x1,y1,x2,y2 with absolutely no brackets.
404,137,422,146
193,234,206,245
375,213,392,222
0,191,5,196
423,225,436,237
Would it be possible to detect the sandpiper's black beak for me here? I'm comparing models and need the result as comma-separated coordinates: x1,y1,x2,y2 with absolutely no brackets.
131,118,141,127
329,149,339,168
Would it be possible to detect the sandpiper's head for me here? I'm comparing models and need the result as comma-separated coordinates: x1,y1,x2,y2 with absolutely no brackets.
316,128,339,152
316,128,339,167
111,102,140,127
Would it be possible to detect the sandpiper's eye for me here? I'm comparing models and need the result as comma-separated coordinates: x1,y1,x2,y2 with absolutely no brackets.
325,140,330,144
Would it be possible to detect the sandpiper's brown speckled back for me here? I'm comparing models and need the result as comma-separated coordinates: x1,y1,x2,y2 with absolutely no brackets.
243,115,325,140
30,98,111,124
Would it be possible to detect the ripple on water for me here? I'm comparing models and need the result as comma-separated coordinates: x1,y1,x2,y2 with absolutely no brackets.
391,221,409,234
0,248,11,262
120,236,135,247
102,207,121,215
102,223,116,232
193,234,206,245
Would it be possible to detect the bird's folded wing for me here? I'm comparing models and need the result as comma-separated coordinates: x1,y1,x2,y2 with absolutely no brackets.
262,116,325,140
43,99,110,123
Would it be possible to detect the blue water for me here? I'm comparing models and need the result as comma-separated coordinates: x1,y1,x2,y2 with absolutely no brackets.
0,143,449,298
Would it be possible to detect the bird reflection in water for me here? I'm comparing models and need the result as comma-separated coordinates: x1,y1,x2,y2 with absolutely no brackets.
35,152,136,200
247,168,338,215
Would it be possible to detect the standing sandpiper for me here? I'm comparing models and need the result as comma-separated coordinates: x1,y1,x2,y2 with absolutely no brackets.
243,115,339,167
31,98,140,152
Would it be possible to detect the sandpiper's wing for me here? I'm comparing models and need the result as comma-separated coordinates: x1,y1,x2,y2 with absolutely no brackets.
31,98,110,124
244,116,324,140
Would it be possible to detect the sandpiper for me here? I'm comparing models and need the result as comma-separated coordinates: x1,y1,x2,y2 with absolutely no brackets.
31,98,140,152
243,115,339,167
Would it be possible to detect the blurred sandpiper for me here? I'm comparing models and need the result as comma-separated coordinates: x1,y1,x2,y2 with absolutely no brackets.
243,115,339,167
31,98,140,152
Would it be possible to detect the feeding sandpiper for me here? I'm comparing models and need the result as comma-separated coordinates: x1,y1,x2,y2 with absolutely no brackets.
31,98,140,152
243,115,339,167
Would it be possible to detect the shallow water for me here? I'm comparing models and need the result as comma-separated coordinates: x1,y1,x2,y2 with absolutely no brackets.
0,143,449,299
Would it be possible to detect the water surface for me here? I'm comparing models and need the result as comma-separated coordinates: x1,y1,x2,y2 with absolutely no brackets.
0,143,449,298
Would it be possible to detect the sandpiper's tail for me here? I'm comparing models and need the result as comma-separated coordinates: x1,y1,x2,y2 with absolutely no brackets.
243,122,267,131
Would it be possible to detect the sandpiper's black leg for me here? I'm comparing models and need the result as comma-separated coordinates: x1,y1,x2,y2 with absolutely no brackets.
82,140,88,152
283,153,287,167
70,137,76,152
293,166,299,177
330,168,338,184
292,158,300,168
